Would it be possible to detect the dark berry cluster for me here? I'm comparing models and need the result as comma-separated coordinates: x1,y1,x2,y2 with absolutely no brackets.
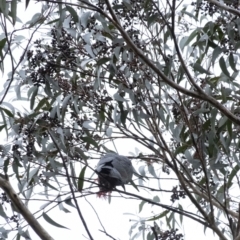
9,214,19,228
158,228,183,240
172,106,181,123
192,0,240,54
0,192,10,204
170,186,186,203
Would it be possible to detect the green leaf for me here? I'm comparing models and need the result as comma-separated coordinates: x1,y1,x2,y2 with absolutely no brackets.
0,110,8,138
211,46,222,66
148,164,157,177
147,14,158,27
208,76,220,86
210,162,228,170
218,116,228,128
226,119,232,138
0,107,14,117
220,86,231,103
0,38,6,50
219,56,230,77
42,212,69,229
78,166,87,192
81,136,98,148
74,147,88,160
10,0,17,26
147,232,154,240
16,233,21,240
17,228,30,239
153,195,160,203
0,125,6,132
12,159,22,182
130,180,139,192
3,158,9,174
69,161,77,189
66,5,78,23
97,57,111,66
227,165,240,189
210,108,218,134
178,204,183,224
64,196,76,208
25,0,30,9
0,204,7,219
99,108,105,123
174,144,188,156
132,109,141,129
58,202,70,213
193,62,212,75
27,167,39,184
30,86,38,110
139,200,146,213
57,196,71,213
34,98,48,112
44,181,59,192
229,53,237,72
182,29,198,49
177,65,184,83
147,210,169,221
120,109,128,127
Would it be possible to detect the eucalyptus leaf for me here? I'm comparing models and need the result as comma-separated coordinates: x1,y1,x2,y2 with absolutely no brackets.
43,212,69,229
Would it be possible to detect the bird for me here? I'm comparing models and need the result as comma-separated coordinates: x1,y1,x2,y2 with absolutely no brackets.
96,152,134,197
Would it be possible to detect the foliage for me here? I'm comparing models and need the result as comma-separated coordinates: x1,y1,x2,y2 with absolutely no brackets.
0,0,240,239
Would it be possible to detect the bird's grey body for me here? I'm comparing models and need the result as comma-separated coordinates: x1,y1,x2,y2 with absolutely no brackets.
96,152,133,195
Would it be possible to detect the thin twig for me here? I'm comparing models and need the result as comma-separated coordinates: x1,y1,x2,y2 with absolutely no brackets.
48,130,94,240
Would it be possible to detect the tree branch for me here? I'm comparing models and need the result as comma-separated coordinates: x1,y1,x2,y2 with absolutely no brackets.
101,0,240,125
48,130,94,240
0,175,54,240
206,0,240,17
40,1,240,124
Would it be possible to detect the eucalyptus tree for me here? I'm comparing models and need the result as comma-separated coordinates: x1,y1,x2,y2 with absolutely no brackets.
0,0,240,239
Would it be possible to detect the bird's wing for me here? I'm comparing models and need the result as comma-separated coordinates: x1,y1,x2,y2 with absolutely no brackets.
96,152,117,170
96,153,133,184
96,158,111,172
111,155,133,183
96,154,123,182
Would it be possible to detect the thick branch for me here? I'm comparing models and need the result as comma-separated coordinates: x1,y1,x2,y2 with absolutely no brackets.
101,0,240,125
41,0,240,125
206,0,240,17
0,175,54,240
